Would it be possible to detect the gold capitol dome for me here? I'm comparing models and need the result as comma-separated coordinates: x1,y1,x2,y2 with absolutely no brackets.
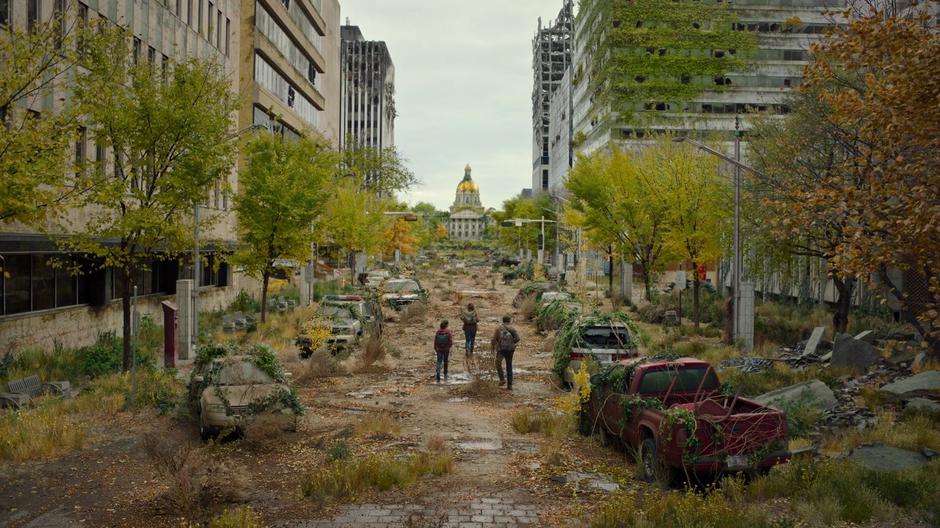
456,163,479,193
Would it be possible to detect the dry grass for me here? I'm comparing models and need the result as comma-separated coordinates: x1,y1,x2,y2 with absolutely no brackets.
300,452,454,503
142,433,250,520
426,434,447,453
520,296,538,320
361,336,387,366
822,410,940,453
355,413,401,439
299,349,347,381
207,507,264,528
453,354,500,399
399,302,428,324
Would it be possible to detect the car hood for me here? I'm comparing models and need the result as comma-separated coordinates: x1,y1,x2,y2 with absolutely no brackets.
330,318,361,329
382,292,420,300
201,383,288,408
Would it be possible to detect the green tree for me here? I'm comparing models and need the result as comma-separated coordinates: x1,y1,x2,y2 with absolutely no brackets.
339,138,417,197
317,178,390,280
492,194,558,257
653,141,731,327
234,134,336,322
0,15,92,224
566,147,672,301
60,28,238,369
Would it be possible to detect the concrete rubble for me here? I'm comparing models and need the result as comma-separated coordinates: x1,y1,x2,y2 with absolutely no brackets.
753,380,838,411
846,443,931,472
831,333,881,372
879,370,940,400
550,471,620,492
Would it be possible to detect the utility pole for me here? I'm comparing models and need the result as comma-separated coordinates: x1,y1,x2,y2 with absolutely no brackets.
733,116,742,342
192,203,200,351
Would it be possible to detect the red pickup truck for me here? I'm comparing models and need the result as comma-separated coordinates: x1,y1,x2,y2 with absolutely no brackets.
579,357,789,482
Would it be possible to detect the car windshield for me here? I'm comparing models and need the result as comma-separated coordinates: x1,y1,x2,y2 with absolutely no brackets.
581,327,632,348
386,280,420,293
637,367,719,394
319,305,354,318
215,360,276,385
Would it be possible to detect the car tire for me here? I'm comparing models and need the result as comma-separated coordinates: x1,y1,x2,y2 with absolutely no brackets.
200,424,215,442
638,437,674,485
578,405,593,437
598,424,615,447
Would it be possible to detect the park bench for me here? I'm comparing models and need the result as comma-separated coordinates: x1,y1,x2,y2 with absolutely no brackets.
0,374,72,410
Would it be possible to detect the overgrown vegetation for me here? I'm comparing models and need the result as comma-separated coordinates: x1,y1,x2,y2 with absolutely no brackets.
551,311,642,378
300,452,454,503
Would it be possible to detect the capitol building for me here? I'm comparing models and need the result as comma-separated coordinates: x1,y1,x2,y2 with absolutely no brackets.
448,164,489,241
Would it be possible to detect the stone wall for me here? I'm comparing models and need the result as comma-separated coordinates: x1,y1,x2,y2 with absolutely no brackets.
0,286,238,354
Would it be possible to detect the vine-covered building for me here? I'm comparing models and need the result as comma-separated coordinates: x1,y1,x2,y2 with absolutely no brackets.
570,0,844,157
448,165,489,242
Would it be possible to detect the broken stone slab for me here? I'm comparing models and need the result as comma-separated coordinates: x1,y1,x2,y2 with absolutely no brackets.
905,397,940,416
879,371,940,400
831,334,880,372
854,330,876,343
753,379,838,411
802,326,826,358
551,471,620,492
847,444,931,472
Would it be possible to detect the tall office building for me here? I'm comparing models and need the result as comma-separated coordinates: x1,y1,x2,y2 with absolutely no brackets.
572,0,843,157
239,0,341,143
0,0,241,351
340,23,396,165
531,1,573,196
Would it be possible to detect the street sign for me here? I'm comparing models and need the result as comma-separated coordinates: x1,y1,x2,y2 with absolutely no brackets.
675,270,687,290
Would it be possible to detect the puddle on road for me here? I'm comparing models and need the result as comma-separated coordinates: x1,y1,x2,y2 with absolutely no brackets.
457,438,503,451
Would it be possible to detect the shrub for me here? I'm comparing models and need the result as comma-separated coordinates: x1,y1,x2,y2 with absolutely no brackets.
511,409,573,439
590,489,771,528
208,507,263,528
355,413,401,439
229,290,261,314
0,399,87,462
326,441,351,461
361,336,386,367
300,452,453,503
399,302,427,324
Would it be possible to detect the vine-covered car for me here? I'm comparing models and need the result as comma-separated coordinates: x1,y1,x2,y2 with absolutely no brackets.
551,313,641,385
322,294,384,338
192,347,302,440
579,357,789,482
381,278,427,310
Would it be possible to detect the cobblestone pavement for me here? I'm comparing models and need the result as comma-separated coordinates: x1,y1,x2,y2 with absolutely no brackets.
281,494,541,528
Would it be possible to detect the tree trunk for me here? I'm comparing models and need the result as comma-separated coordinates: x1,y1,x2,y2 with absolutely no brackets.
260,270,270,323
607,246,614,295
640,267,653,302
723,296,734,345
692,262,701,329
121,266,133,371
832,275,856,334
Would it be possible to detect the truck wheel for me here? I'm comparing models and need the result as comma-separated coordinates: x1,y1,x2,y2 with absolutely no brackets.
578,406,593,437
599,425,614,447
638,437,672,485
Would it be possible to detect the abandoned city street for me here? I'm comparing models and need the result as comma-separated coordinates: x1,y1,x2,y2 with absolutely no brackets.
2,0,940,527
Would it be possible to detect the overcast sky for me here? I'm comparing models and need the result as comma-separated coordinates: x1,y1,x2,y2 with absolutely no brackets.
340,0,565,211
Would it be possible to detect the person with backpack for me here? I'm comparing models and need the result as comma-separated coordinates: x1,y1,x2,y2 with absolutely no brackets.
434,320,454,383
460,303,479,356
491,315,520,390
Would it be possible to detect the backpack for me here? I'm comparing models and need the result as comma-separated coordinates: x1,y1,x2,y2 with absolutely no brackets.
497,325,516,352
462,310,478,326
435,331,450,350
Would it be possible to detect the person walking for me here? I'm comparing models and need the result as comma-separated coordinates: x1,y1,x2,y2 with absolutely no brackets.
434,320,453,383
460,303,479,356
491,315,520,390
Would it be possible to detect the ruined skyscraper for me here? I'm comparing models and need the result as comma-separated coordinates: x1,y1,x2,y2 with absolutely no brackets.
531,1,573,196
340,22,396,185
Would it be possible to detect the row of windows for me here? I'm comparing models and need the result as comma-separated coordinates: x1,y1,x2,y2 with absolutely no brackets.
277,0,323,53
0,254,228,317
172,0,231,56
254,53,320,130
256,3,319,88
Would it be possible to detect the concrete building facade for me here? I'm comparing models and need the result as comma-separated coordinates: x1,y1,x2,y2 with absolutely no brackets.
546,68,572,197
0,0,243,352
571,0,843,159
448,165,488,242
339,23,395,162
239,0,341,143
531,0,573,196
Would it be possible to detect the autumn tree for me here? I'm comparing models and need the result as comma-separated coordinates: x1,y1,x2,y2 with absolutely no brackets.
0,14,93,224
801,4,940,354
566,147,672,301
234,134,336,322
61,27,237,369
383,218,418,258
653,141,731,327
748,91,870,333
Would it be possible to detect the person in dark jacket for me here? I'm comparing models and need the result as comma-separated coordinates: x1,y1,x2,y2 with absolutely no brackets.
490,315,520,390
460,303,479,356
434,320,454,383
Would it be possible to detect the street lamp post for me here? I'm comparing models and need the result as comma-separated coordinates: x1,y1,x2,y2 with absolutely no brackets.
673,130,767,351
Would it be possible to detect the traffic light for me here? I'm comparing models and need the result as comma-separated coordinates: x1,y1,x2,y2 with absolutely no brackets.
501,220,515,227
